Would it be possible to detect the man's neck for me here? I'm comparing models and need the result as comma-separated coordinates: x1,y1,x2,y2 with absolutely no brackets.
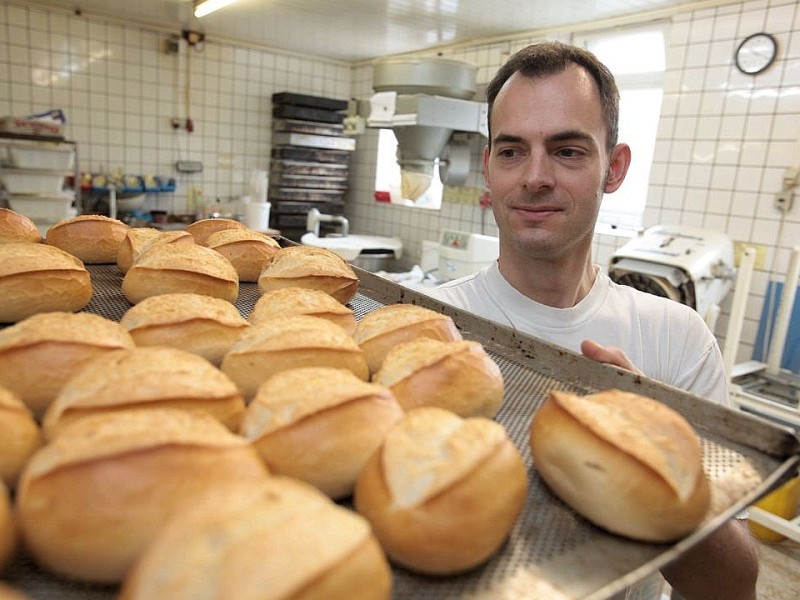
497,251,597,309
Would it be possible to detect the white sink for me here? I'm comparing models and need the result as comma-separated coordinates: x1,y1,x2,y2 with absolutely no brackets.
300,232,403,262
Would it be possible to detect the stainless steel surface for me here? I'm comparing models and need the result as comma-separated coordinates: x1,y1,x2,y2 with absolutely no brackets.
5,263,799,599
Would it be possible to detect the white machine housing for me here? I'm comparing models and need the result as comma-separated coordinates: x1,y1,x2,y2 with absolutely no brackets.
608,225,735,328
438,230,499,281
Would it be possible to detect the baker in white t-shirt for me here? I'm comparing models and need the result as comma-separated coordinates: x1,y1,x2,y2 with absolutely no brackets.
427,41,757,600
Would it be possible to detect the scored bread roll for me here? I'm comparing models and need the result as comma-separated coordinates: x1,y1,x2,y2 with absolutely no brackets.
120,292,249,366
0,243,93,323
120,477,392,600
0,312,135,418
117,228,194,274
221,315,369,398
353,304,462,374
17,408,269,583
0,208,41,244
185,217,246,246
258,245,358,304
249,286,357,335
530,389,711,542
0,386,42,489
373,338,504,418
205,228,281,282
122,243,239,304
42,346,247,439
46,215,130,264
0,480,17,572
354,407,527,575
241,367,404,499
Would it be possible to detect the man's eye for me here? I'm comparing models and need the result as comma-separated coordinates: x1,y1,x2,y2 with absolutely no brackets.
558,148,583,158
497,148,518,158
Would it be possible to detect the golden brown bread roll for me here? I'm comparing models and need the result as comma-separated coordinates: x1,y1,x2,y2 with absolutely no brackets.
185,217,246,245
42,346,247,439
530,389,711,542
205,228,281,282
0,480,17,573
221,315,369,398
354,407,527,575
373,338,504,418
116,228,194,274
0,243,93,323
120,476,392,600
0,311,135,418
241,367,404,499
17,408,269,583
249,286,357,335
120,292,249,366
122,243,239,304
45,214,130,264
258,245,359,304
0,386,42,489
353,304,462,374
0,208,41,244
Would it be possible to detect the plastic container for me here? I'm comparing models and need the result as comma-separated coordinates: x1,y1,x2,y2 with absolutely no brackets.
7,145,75,170
748,475,800,542
7,193,75,221
0,170,67,195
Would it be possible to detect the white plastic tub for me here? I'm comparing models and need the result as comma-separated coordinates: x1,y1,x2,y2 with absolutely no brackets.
7,144,75,170
7,193,76,221
0,169,67,195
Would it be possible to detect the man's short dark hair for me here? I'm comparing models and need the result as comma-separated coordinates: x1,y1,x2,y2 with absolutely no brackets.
485,41,620,151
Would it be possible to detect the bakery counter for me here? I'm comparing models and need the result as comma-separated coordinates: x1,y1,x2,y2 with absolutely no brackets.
4,264,800,599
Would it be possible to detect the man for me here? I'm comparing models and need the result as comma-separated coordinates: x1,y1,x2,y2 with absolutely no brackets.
429,42,759,600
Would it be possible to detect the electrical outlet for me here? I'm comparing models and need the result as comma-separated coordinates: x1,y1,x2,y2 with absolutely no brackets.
775,190,794,212
733,241,767,269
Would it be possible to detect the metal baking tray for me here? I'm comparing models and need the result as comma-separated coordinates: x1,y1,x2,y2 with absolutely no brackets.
4,264,799,600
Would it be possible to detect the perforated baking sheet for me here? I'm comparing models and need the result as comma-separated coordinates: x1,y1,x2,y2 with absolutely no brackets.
4,265,799,600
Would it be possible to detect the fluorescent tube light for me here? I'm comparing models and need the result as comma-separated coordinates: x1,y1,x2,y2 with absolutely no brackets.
194,0,237,18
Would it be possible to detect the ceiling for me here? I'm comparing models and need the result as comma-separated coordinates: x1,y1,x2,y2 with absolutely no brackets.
23,0,700,62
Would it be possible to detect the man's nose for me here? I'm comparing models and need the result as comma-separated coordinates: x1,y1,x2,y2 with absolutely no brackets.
522,150,555,191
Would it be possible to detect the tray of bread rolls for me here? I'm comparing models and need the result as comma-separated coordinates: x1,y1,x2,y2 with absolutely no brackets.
1,223,799,600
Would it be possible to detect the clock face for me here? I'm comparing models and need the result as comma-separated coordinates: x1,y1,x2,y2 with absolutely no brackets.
735,33,778,75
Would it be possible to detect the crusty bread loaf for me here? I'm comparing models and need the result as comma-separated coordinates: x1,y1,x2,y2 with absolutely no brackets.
249,286,357,335
353,304,462,374
120,477,391,600
185,217,246,246
205,228,281,282
258,245,359,304
122,243,239,304
46,215,130,264
117,228,194,274
0,480,16,573
0,311,136,418
17,408,269,583
0,208,41,244
42,346,247,439
354,407,527,575
120,293,249,366
0,243,93,323
241,367,403,499
221,315,369,398
374,338,504,418
0,386,42,489
530,389,711,542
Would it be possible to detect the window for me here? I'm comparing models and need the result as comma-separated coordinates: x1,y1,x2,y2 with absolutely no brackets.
374,128,444,210
574,25,667,232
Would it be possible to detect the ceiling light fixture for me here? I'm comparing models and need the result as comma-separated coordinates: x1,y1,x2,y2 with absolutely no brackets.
194,0,237,19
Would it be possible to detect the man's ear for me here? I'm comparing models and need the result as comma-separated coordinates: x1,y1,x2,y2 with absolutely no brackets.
604,143,631,194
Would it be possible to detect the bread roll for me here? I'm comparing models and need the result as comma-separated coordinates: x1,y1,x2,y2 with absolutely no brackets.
0,208,41,244
0,480,16,572
249,286,357,335
0,386,42,489
0,312,135,417
0,243,92,323
117,228,194,274
122,243,239,304
353,304,462,374
374,338,504,418
42,346,246,438
120,292,249,366
46,215,129,264
241,367,403,499
120,477,391,600
529,389,711,542
205,228,281,282
222,315,369,398
185,217,246,245
17,408,269,583
258,245,358,304
354,407,527,575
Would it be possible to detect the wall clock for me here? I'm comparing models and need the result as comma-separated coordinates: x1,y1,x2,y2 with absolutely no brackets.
735,32,778,75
